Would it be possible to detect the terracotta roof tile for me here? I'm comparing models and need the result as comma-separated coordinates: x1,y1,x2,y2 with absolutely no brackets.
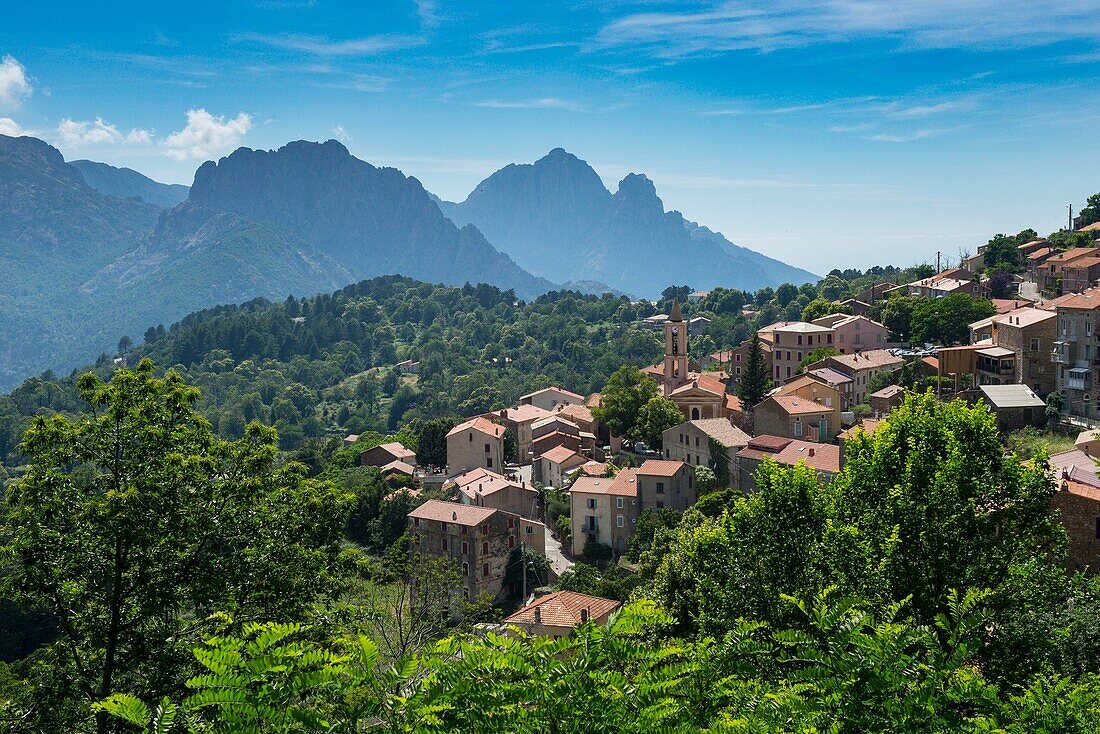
638,459,686,477
447,416,506,439
409,499,497,526
539,445,585,465
503,591,621,627
769,395,833,415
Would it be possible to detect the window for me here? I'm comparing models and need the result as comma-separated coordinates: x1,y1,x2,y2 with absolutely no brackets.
825,397,832,407
695,436,700,447
462,562,469,576
482,563,490,578
462,541,468,554
413,517,421,528
469,433,473,442
484,443,490,453
691,407,700,420
461,525,468,535
525,525,534,535
441,538,448,551
794,421,803,437
486,457,493,468
616,514,624,528
508,535,515,548
482,541,489,555
1030,338,1040,352
481,524,489,535
508,517,515,528
656,482,665,494
827,334,833,344
587,498,597,509
797,335,803,345
616,497,624,509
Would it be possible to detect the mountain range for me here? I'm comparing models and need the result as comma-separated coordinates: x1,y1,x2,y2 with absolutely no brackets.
0,134,816,390
437,148,817,296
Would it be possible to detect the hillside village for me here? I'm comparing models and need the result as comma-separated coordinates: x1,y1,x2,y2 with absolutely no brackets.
315,215,1100,630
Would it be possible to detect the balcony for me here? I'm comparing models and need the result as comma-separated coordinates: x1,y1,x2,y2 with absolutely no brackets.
1067,367,1090,391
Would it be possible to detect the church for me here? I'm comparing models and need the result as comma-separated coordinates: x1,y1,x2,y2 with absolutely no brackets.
651,301,741,422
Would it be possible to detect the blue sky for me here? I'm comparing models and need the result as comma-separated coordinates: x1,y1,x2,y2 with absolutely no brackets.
2,1,1099,275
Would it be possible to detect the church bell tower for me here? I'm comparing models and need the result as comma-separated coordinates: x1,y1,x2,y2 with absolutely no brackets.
663,300,689,396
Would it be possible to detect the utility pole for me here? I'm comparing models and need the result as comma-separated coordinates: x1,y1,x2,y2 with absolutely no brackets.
1069,205,1074,231
936,251,942,272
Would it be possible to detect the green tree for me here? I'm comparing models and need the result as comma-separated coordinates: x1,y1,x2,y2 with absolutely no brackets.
635,396,684,449
1077,192,1100,228
802,298,849,322
416,417,453,469
116,335,132,356
910,294,996,345
799,347,839,372
736,333,771,407
2,360,352,734
877,295,917,342
775,283,799,307
591,367,658,441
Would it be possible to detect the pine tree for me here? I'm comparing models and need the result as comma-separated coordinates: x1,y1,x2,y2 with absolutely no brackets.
737,333,771,407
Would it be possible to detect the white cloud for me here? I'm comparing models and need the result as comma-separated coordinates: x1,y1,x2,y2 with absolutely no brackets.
0,117,25,136
475,97,582,110
0,55,32,110
414,0,441,28
162,108,252,160
241,32,425,56
597,1,1100,58
57,117,154,147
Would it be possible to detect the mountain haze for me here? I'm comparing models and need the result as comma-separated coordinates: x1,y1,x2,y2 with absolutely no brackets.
438,148,818,297
189,140,554,299
69,159,190,208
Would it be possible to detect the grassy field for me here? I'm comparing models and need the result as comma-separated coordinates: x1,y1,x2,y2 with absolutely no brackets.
1005,427,1078,461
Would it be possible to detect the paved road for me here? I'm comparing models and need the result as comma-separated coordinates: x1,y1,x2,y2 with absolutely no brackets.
1019,279,1041,302
544,530,574,578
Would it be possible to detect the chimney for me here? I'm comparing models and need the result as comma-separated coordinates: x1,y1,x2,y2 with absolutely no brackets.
1062,468,1070,479
534,606,542,624
580,607,589,623
809,447,815,457
502,408,508,419
452,511,457,520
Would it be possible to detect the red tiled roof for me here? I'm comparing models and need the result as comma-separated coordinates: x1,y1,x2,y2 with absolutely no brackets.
496,404,553,423
555,403,594,424
447,416,506,439
827,349,903,371
539,445,585,465
774,440,841,473
409,499,497,526
746,435,792,451
569,468,639,497
580,461,609,476
638,459,686,477
521,386,585,402
1060,479,1100,503
770,395,832,416
1049,288,1100,310
503,591,620,627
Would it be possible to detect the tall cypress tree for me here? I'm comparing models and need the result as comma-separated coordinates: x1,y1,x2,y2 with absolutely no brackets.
737,332,771,407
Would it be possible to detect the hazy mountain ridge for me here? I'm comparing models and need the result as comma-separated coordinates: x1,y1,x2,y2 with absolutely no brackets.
438,148,818,297
189,140,554,299
70,159,190,208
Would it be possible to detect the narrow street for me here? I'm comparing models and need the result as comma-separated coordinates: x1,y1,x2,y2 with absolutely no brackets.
544,530,574,578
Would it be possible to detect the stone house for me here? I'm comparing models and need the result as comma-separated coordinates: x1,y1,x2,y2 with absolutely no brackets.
754,395,835,443
533,445,587,489
446,416,506,474
807,349,904,406
408,500,546,602
501,591,621,637
490,404,552,464
520,386,586,412
734,436,841,492
360,441,417,468
760,321,836,384
1051,479,1100,574
869,385,905,417
570,468,640,557
662,418,751,487
448,467,540,519
1050,289,1100,419
636,459,694,512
